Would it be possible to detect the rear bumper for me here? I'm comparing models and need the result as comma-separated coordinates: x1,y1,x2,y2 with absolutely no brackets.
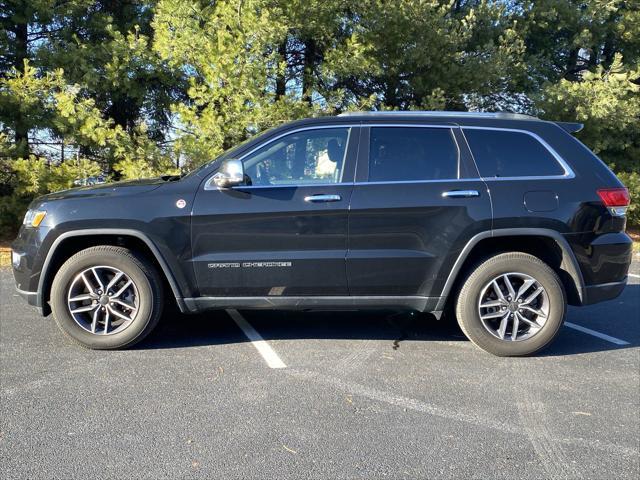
581,279,627,306
566,231,632,305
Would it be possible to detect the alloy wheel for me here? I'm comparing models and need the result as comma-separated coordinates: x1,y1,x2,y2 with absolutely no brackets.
477,272,549,342
67,265,139,335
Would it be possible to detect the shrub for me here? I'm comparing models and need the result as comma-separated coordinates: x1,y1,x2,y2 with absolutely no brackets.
617,170,640,229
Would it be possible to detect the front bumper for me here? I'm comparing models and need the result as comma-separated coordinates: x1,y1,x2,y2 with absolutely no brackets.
14,285,44,312
11,223,50,316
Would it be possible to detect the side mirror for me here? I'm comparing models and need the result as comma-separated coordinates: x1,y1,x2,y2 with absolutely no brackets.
212,159,245,188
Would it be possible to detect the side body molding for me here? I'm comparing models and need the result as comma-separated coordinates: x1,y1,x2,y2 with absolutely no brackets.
435,228,586,311
37,229,187,313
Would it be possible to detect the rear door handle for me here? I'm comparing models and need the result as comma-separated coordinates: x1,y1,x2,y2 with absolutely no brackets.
304,194,342,203
442,190,480,198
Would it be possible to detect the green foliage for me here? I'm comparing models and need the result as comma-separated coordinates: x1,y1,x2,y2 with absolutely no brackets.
537,54,640,174
11,155,103,195
617,171,640,228
0,0,639,236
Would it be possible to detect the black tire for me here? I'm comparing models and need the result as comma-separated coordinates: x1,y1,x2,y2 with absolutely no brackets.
455,252,566,356
50,246,163,349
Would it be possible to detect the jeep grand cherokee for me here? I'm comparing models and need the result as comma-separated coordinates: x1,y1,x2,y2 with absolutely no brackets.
12,111,633,356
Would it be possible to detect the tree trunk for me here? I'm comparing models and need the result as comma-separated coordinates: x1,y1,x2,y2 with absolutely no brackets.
564,48,581,81
13,21,29,157
302,38,316,105
275,38,287,99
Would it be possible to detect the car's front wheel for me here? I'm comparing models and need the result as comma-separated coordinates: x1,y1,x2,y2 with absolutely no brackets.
50,246,163,349
455,252,566,356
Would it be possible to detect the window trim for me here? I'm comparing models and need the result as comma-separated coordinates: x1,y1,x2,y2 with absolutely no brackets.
461,126,576,181
204,125,356,190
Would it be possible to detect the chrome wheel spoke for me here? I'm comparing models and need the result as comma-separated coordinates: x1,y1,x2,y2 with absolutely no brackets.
69,294,94,302
481,310,507,320
112,299,137,313
480,299,505,309
503,274,516,299
516,278,536,301
91,308,100,333
108,305,133,322
103,309,110,334
522,287,543,306
511,314,520,341
91,268,105,291
81,273,94,293
106,272,124,293
491,280,506,302
497,313,509,339
111,280,133,299
516,311,541,328
70,304,97,314
521,305,547,318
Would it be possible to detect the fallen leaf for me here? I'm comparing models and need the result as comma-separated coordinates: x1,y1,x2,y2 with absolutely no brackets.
282,444,297,454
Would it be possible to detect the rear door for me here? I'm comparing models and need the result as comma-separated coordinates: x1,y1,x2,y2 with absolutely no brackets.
191,125,359,297
346,123,492,299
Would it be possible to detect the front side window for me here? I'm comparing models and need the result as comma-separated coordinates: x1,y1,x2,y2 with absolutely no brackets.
242,128,349,186
463,128,565,178
368,127,459,182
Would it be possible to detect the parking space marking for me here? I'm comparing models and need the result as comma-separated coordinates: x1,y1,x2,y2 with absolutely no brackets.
565,321,630,346
628,273,639,279
227,309,287,369
286,368,639,458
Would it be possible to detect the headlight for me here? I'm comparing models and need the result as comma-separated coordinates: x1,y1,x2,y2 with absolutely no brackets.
23,209,47,228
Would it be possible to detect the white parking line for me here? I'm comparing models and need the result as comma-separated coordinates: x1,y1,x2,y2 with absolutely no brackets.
227,309,287,369
628,273,640,279
565,322,630,346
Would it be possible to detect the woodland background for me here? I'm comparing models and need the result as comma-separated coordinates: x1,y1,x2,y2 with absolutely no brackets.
1,0,639,238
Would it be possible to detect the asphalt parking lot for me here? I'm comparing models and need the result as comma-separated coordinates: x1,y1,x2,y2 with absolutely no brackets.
1,262,639,479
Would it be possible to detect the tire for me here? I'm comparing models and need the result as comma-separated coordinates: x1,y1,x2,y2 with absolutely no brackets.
455,252,566,356
50,246,163,349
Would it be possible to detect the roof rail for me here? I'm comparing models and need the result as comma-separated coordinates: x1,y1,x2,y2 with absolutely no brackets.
337,110,538,120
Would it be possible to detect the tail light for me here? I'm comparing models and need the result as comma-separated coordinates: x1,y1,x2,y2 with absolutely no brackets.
597,188,630,216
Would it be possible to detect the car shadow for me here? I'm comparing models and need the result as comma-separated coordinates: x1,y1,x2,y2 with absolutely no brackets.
135,284,639,356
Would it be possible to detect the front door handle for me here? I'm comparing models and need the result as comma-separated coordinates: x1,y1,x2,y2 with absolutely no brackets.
304,194,342,203
442,190,480,198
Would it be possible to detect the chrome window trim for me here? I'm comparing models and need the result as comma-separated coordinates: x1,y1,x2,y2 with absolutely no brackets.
232,182,353,190
352,178,480,186
204,125,356,191
461,126,576,180
226,178,484,189
204,123,460,191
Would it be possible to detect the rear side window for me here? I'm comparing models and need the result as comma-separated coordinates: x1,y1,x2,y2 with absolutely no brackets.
463,128,565,178
368,127,458,182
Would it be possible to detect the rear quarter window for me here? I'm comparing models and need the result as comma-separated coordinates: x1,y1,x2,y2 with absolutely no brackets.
463,128,565,178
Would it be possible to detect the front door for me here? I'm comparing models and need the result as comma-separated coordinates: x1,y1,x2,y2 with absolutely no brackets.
191,126,359,297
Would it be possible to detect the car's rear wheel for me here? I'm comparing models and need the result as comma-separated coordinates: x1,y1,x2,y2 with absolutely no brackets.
455,252,566,356
50,246,163,349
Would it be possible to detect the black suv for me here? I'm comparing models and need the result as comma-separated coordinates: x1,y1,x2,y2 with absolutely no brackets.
12,111,633,356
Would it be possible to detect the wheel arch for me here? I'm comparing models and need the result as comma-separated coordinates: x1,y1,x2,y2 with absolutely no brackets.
436,228,585,311
38,229,186,315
